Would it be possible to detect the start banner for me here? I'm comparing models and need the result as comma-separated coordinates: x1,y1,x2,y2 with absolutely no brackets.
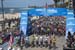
20,8,75,38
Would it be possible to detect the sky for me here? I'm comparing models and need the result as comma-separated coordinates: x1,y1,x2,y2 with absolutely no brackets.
0,0,55,8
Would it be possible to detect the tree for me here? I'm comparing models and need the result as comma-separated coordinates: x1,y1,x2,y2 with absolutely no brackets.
53,0,60,7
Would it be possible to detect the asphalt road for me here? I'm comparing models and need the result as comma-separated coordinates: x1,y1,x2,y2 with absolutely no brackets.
14,36,66,50
0,36,66,50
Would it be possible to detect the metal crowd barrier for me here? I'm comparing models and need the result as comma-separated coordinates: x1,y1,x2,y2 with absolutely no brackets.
63,48,75,50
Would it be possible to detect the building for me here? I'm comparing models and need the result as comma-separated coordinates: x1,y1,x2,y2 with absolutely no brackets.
68,0,73,9
0,8,21,31
73,0,75,18
73,0,74,7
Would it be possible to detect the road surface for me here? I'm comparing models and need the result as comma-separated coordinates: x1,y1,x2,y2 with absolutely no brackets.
0,36,66,50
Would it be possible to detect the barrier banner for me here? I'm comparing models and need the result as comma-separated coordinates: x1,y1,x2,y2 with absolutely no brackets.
20,11,28,35
66,10,75,38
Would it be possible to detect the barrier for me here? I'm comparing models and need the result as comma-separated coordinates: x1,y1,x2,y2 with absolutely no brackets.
63,48,75,50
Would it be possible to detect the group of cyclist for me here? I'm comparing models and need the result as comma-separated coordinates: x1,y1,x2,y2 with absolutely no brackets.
30,34,56,48
17,33,57,50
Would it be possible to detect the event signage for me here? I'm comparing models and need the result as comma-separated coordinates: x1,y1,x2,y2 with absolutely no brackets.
20,8,75,38
20,11,28,35
28,8,67,16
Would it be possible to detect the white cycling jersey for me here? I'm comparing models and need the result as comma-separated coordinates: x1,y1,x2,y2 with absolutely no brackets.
35,36,38,41
39,36,43,42
44,36,48,41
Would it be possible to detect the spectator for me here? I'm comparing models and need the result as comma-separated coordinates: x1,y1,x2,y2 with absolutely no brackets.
0,37,2,44
65,32,75,49
67,31,72,39
25,36,30,48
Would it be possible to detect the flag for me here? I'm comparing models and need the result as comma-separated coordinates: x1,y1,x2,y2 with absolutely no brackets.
8,35,14,47
45,3,48,9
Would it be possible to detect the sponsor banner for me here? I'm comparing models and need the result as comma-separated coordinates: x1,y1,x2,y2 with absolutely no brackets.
28,8,67,16
66,10,75,38
20,11,28,35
